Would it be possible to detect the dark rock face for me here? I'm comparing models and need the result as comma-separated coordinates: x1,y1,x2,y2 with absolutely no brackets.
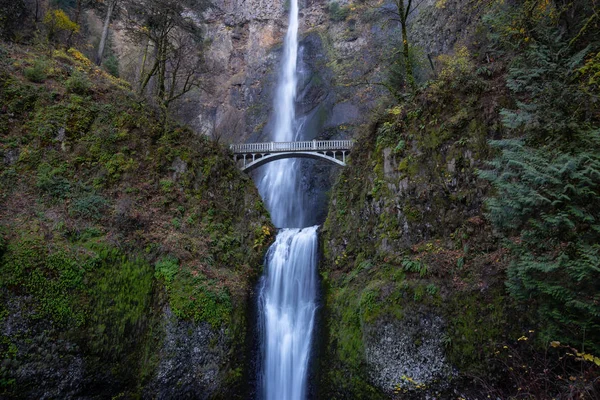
2,295,109,400
145,308,230,400
409,0,487,57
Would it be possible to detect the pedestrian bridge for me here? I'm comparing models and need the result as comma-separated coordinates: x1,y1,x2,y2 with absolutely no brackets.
230,140,353,172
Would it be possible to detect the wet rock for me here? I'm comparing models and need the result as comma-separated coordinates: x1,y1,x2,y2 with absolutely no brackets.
2,148,19,165
171,157,188,180
364,312,454,394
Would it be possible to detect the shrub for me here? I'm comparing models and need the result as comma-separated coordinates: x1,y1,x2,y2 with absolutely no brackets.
104,54,119,77
24,59,48,83
480,2,600,353
65,70,91,94
36,163,71,199
155,257,179,285
328,2,350,22
480,138,600,353
70,193,107,220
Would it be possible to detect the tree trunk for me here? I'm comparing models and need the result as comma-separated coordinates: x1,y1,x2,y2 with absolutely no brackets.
138,36,151,89
67,0,83,48
157,36,167,101
97,0,117,65
401,19,414,87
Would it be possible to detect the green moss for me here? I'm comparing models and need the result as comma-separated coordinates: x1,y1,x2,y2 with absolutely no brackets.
0,237,86,326
444,288,514,375
85,246,153,357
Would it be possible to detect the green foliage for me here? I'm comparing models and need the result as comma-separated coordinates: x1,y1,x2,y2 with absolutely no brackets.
402,257,428,277
159,179,174,193
0,77,38,117
481,4,600,352
480,138,600,352
24,59,48,83
44,9,79,43
328,2,350,22
155,256,233,328
0,237,87,326
65,70,91,94
576,50,600,95
436,46,474,86
104,54,120,77
0,42,271,397
425,283,438,296
445,289,510,376
359,286,380,323
70,192,107,220
387,45,429,95
155,257,179,283
170,271,232,328
36,162,71,199
500,43,590,141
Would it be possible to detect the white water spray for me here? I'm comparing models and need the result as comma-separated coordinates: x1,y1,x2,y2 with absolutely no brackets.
256,0,319,399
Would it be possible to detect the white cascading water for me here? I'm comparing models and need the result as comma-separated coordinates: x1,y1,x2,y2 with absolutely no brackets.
257,0,304,229
256,0,319,399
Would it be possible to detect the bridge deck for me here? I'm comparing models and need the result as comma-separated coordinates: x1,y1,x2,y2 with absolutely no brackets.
230,140,353,154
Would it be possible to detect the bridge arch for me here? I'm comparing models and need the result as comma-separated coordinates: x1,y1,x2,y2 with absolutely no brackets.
230,140,353,172
241,151,345,172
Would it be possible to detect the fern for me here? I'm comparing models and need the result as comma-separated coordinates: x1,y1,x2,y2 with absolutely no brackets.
481,18,600,350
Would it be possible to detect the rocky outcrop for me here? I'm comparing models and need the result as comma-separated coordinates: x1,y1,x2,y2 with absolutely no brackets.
364,313,453,394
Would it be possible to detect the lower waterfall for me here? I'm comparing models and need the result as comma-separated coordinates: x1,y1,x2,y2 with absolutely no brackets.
257,226,318,400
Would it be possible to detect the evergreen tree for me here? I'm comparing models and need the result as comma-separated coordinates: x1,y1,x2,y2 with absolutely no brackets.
481,0,600,352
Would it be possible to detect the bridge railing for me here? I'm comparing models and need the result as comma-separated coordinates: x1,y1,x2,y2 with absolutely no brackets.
230,140,353,154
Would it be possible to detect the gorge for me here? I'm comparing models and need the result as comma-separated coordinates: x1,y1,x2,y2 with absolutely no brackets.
1,0,599,399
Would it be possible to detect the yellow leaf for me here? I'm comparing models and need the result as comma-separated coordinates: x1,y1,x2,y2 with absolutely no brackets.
550,341,560,348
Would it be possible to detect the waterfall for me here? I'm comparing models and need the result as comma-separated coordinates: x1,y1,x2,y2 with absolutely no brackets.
258,227,318,400
256,0,319,399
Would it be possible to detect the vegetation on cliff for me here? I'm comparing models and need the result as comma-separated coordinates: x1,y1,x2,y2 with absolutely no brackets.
0,43,272,398
320,0,600,398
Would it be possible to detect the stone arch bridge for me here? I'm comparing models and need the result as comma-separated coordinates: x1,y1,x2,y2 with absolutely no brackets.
230,140,353,172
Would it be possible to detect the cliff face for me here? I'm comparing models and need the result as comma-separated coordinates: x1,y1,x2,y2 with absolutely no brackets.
144,0,485,145
0,45,273,398
317,63,511,397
